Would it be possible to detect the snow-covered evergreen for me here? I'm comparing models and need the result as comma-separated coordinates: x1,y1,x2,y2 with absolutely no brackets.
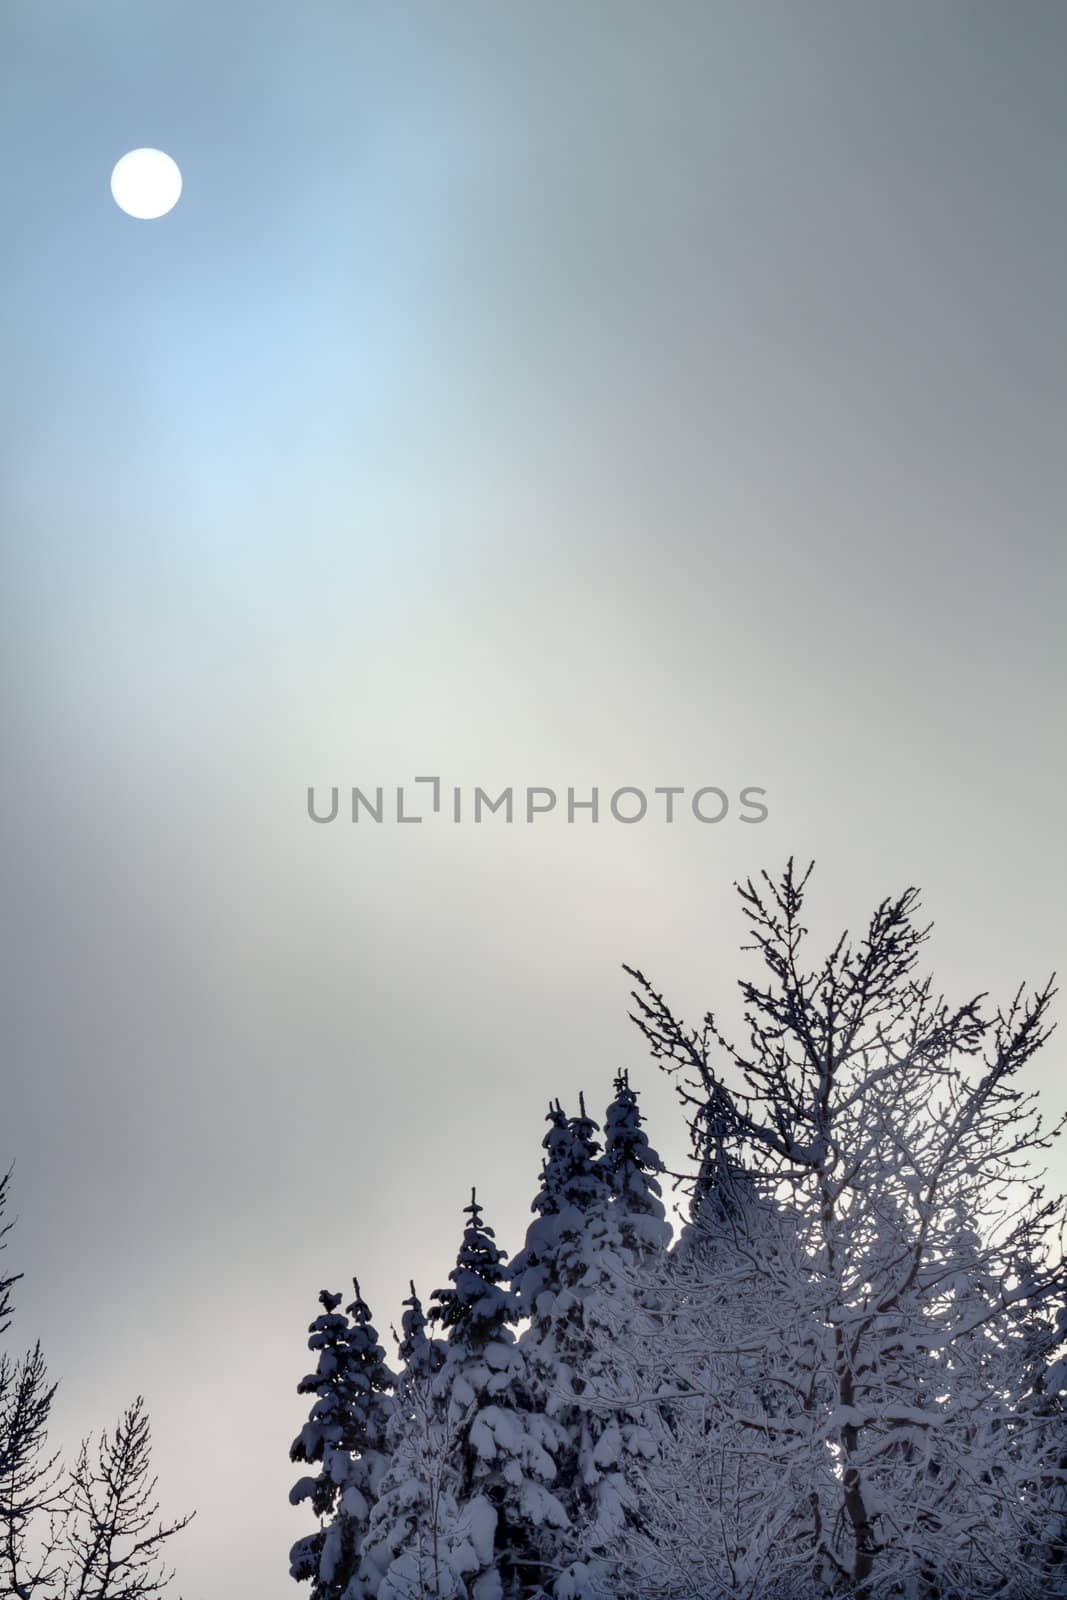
354,1283,463,1600
427,1189,569,1600
289,1283,394,1599
508,1092,669,1595
599,1071,666,1228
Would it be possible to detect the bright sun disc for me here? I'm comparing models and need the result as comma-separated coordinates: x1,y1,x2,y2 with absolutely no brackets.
110,149,183,219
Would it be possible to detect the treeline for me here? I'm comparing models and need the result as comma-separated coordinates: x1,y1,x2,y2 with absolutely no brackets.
287,864,1067,1600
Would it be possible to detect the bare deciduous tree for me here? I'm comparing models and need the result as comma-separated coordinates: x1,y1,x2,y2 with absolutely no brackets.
55,1399,191,1600
0,1176,191,1600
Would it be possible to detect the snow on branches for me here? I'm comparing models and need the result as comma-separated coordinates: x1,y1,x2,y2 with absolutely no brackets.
287,864,1067,1600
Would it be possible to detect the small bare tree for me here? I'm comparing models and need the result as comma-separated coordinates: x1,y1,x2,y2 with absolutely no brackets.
55,1399,191,1600
0,1175,191,1600
1,1173,20,1336
1,1339,61,1597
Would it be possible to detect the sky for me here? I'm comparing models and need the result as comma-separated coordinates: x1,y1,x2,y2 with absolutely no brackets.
1,2,1065,1593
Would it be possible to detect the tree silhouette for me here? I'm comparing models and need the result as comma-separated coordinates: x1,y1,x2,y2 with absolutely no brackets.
0,1174,190,1600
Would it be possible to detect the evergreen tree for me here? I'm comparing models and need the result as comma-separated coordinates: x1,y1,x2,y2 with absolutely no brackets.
510,1099,609,1335
397,1279,446,1380
560,1096,604,1213
290,1284,394,1598
354,1284,461,1600
508,1103,568,1333
672,1107,756,1260
430,1190,516,1346
430,1191,568,1600
513,1097,666,1596
599,1071,671,1256
600,1073,663,1215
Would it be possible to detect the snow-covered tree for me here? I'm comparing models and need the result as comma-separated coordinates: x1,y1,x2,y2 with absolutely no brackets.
599,1072,667,1232
354,1283,463,1600
616,859,1067,1599
511,1103,597,1333
511,1095,670,1596
429,1190,568,1600
289,862,1067,1599
610,1157,835,1599
510,1099,610,1346
357,1196,569,1600
598,1073,673,1294
290,1283,394,1598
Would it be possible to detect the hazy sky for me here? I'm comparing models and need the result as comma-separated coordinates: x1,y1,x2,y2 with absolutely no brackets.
1,3,1065,1594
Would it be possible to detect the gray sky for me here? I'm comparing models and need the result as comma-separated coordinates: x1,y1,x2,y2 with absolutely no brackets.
1,3,1065,1594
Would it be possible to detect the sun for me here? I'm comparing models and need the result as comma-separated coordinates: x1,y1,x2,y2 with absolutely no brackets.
110,149,183,220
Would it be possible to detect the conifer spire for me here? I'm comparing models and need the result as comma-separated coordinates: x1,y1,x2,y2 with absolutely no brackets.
430,1188,517,1348
288,1281,394,1597
395,1280,434,1373
600,1070,666,1221
532,1101,574,1218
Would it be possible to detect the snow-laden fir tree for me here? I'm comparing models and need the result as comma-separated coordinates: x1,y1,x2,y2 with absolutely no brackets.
510,1099,608,1350
353,1282,462,1600
356,1196,568,1600
509,1100,606,1480
428,1189,569,1600
599,1071,669,1246
595,1070,672,1403
510,1093,670,1598
290,1283,395,1599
